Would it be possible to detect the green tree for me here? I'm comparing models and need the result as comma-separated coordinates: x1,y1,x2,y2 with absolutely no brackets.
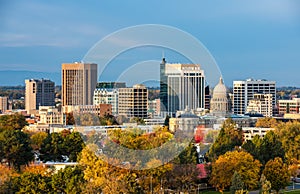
39,132,64,162
230,171,245,194
52,166,85,194
0,130,34,170
207,119,243,161
40,132,85,162
0,113,27,131
7,172,51,194
63,132,85,162
210,150,261,193
164,115,170,127
263,157,290,194
242,131,285,166
242,135,262,162
173,142,198,164
260,131,285,165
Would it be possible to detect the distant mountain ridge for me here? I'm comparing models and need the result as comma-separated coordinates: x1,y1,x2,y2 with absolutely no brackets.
0,70,61,86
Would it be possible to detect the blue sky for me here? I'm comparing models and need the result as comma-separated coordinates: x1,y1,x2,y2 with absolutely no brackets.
0,0,300,87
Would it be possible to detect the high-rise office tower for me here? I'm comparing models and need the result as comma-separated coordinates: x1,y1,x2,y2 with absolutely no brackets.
233,79,276,115
25,79,55,114
118,84,148,118
160,58,168,113
160,58,205,116
62,62,97,106
0,96,8,113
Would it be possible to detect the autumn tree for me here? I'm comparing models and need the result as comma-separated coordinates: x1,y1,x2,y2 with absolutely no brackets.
276,121,300,161
207,119,243,161
210,150,261,193
263,157,290,194
0,164,17,193
22,163,52,177
256,117,278,128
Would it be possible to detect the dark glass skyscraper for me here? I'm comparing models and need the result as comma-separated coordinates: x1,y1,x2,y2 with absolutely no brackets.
160,58,168,113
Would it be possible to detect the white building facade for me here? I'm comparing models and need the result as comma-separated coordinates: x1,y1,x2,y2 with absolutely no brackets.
233,79,276,115
164,63,205,116
94,88,118,115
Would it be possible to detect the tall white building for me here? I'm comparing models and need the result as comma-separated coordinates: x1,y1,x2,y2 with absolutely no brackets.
160,59,205,116
93,88,118,115
233,79,276,115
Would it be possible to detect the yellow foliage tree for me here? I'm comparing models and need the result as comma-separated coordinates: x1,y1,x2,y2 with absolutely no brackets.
209,150,261,193
276,121,300,161
256,118,278,128
263,157,290,194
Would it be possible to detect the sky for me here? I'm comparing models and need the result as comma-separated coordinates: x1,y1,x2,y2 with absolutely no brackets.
0,0,300,87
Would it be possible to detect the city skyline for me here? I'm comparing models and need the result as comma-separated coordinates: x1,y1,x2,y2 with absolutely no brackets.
0,1,300,87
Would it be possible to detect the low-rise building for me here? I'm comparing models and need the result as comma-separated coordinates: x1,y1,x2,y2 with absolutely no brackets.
242,127,274,141
63,104,112,117
169,109,200,132
246,93,273,117
94,88,118,115
39,106,64,125
278,98,300,115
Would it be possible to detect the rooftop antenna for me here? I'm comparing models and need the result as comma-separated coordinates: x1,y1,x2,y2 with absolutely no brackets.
162,50,165,59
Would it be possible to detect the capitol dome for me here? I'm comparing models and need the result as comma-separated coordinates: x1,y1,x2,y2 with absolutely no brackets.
210,77,231,116
212,77,227,98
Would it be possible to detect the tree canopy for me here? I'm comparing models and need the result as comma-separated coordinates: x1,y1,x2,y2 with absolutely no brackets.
0,129,34,170
209,150,261,193
263,157,290,194
207,119,243,161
